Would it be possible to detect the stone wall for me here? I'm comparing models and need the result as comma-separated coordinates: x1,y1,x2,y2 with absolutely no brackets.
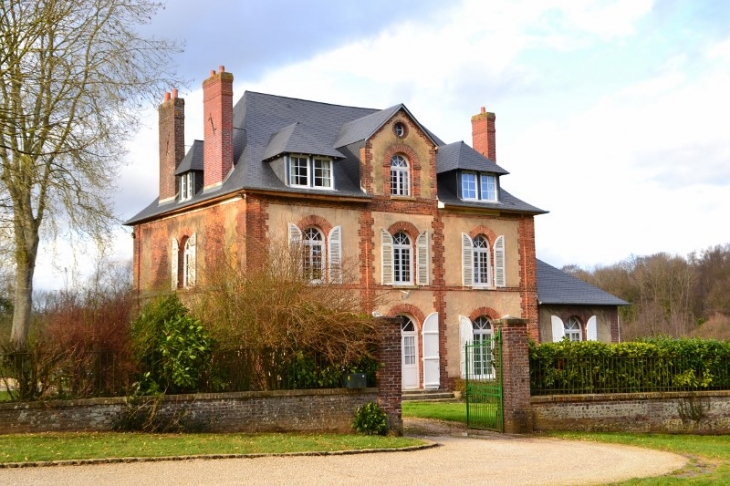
532,391,730,434
0,388,378,435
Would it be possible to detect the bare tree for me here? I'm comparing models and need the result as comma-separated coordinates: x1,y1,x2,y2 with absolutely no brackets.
0,0,184,347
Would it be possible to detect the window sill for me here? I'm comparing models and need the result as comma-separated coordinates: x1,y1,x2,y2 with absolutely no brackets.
390,195,416,201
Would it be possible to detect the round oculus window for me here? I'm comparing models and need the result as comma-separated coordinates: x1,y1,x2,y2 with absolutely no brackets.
393,122,406,138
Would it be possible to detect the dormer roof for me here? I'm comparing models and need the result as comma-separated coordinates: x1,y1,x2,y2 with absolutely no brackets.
436,141,509,175
263,122,345,160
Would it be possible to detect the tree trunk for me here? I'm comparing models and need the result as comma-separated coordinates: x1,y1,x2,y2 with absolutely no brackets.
9,224,38,349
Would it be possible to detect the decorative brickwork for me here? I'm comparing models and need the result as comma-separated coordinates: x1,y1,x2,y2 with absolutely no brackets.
518,216,539,340
468,306,501,321
386,221,420,239
468,225,498,245
387,304,425,325
296,214,333,236
382,143,422,197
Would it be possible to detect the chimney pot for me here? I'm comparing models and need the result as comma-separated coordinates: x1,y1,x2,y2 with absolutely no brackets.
480,106,486,113
172,88,178,99
219,65,225,73
210,69,216,77
164,91,170,102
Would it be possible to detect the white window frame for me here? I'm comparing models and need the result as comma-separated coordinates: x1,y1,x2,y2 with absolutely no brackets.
179,172,194,201
472,316,494,379
288,155,333,189
472,235,491,287
460,171,499,202
302,227,324,283
461,172,477,200
390,155,410,196
392,232,412,285
480,174,497,201
565,316,582,342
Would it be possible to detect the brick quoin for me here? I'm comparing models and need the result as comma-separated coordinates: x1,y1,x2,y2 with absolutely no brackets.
518,216,539,341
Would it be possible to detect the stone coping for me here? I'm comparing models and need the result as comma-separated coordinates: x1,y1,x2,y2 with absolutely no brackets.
531,389,730,403
0,387,378,410
0,441,438,469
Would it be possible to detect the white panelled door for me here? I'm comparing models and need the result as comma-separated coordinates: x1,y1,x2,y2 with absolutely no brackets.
422,312,440,390
401,317,419,390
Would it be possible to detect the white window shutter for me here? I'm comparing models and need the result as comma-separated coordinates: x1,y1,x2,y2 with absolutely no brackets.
188,233,197,286
416,231,429,286
381,229,393,285
587,315,598,341
551,315,565,342
494,235,506,287
328,226,342,284
288,223,302,246
171,238,179,291
459,315,474,378
461,233,473,286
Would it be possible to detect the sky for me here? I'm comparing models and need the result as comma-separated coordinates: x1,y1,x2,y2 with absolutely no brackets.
34,0,730,289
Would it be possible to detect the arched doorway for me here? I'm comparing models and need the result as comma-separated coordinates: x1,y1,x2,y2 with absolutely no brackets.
400,316,419,390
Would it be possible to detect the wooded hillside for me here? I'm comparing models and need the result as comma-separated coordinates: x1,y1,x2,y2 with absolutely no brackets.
564,243,730,341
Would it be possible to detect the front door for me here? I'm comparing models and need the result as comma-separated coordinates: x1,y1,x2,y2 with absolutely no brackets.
422,312,440,389
401,317,419,390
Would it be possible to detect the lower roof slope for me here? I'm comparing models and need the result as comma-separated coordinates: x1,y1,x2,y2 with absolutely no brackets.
537,259,629,306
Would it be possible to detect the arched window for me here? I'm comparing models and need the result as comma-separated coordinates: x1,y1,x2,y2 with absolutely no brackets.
565,316,582,342
473,235,491,286
390,155,410,196
302,227,324,282
472,316,493,377
393,232,412,284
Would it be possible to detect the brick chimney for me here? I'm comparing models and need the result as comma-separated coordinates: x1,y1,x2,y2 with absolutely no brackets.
203,65,234,190
158,88,185,204
471,107,496,162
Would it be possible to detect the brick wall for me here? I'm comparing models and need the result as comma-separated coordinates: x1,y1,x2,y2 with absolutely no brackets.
497,317,533,433
376,317,403,435
0,389,377,435
532,391,730,434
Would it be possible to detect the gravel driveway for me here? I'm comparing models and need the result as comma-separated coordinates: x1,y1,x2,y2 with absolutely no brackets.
0,419,687,486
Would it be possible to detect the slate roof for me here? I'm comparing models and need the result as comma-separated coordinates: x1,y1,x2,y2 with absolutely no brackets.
437,142,508,174
537,259,629,306
126,91,545,224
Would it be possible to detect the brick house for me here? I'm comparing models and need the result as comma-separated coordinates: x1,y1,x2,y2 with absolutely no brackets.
126,66,620,391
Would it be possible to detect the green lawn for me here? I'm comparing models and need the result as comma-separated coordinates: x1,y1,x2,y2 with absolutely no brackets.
402,401,467,423
402,401,730,485
0,432,423,463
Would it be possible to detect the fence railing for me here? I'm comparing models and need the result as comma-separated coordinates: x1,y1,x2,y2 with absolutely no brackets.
530,354,730,395
1,349,375,401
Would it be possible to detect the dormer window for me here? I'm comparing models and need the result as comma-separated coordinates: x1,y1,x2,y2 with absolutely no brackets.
460,171,498,202
180,172,194,201
288,155,333,189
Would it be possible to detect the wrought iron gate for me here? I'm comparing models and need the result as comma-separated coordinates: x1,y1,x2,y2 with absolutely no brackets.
464,331,503,432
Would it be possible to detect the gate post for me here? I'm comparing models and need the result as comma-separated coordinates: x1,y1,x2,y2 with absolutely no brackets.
496,317,533,434
376,317,403,435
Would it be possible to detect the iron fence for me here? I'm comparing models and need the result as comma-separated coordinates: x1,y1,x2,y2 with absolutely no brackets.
530,354,730,395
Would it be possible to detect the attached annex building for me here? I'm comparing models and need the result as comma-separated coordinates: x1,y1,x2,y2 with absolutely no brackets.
127,66,620,391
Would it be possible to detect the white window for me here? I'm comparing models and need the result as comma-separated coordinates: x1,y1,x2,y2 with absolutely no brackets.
565,317,582,342
462,233,505,288
461,172,477,200
179,172,194,201
380,229,429,286
302,227,324,282
288,155,333,189
460,171,498,202
390,155,410,196
472,316,494,378
480,174,497,201
472,235,491,286
288,223,342,283
183,234,196,288
393,232,412,285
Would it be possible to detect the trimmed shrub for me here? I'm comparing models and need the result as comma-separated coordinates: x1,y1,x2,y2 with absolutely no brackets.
352,401,388,435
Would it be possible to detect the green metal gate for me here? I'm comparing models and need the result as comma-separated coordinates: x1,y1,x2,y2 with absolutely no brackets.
465,331,503,432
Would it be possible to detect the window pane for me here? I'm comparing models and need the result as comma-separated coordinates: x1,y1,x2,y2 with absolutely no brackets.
289,156,309,186
313,158,332,188
462,172,477,199
393,232,412,283
390,155,410,196
480,174,496,201
303,227,324,281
